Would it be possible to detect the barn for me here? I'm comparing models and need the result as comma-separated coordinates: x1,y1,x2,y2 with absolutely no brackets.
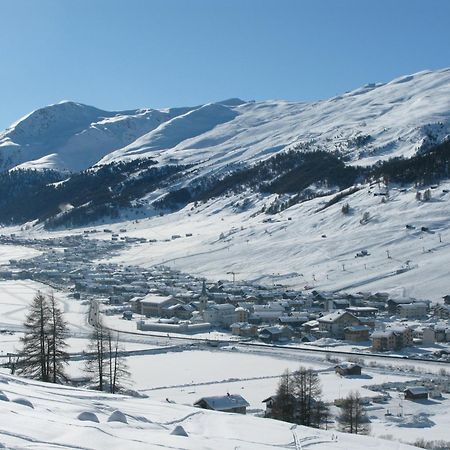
404,387,428,401
194,394,249,414
335,362,362,376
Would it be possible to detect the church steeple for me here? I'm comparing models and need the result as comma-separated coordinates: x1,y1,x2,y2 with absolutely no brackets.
199,280,208,313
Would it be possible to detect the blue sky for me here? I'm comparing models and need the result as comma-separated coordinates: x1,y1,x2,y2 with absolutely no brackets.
0,0,449,129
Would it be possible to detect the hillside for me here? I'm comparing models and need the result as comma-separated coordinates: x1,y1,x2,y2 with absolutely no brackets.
0,373,420,450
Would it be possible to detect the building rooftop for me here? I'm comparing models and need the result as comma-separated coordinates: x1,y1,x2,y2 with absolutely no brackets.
194,394,249,411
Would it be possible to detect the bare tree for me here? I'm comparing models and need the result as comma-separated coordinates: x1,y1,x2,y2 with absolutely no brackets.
107,331,130,394
85,322,129,393
85,322,107,391
337,391,370,434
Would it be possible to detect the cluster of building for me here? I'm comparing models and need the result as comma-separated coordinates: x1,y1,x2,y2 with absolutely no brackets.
130,281,450,357
1,233,450,358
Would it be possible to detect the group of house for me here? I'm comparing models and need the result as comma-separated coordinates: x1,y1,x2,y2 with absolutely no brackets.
2,233,449,357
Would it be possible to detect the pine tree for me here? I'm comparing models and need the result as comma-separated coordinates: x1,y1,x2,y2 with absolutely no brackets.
18,291,68,382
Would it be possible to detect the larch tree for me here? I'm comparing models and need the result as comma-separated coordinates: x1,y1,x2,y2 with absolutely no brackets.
337,391,370,434
18,291,68,383
85,322,129,393
271,370,295,422
292,367,328,428
48,292,69,383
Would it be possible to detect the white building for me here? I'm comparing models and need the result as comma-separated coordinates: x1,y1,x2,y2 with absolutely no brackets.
398,302,428,319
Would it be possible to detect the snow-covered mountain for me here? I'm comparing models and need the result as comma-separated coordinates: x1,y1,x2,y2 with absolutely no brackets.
0,101,196,172
1,68,450,173
0,373,420,450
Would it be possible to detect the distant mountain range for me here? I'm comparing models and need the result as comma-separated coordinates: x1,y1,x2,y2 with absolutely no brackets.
0,67,449,230
1,68,449,174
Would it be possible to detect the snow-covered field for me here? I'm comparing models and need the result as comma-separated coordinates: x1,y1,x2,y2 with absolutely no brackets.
0,279,88,333
0,373,422,450
0,244,41,265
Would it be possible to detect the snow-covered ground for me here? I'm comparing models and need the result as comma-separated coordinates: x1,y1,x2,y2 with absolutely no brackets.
0,373,422,450
0,279,88,333
0,244,41,265
93,180,450,302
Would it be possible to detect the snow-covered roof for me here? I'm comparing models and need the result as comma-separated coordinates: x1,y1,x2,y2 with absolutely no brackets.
140,294,174,305
398,302,428,310
370,330,393,339
194,394,249,411
335,361,362,370
345,325,370,332
318,311,356,323
405,386,428,395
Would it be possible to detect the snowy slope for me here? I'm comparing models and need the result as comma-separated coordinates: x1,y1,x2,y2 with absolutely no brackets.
1,68,450,173
98,179,450,303
0,101,195,172
0,373,419,450
97,67,450,176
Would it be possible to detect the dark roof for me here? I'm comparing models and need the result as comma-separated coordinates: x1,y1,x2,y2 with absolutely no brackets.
405,386,428,395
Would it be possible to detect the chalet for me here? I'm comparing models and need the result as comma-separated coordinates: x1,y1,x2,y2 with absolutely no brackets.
258,325,293,343
443,295,450,305
344,325,370,342
335,362,362,376
435,324,450,342
404,387,428,401
386,298,413,314
317,311,360,338
414,327,435,345
194,394,249,414
332,299,350,310
262,394,297,418
231,322,258,337
387,298,430,315
278,313,308,328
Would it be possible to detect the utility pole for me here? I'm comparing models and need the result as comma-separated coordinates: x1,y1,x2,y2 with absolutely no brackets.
227,271,237,283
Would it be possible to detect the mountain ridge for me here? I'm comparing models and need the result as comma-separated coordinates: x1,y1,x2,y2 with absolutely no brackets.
1,67,449,173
